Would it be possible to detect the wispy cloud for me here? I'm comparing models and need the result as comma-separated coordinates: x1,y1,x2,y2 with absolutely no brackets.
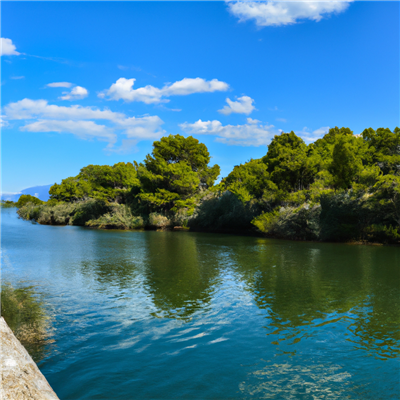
227,1,353,27
1,38,20,56
180,117,280,146
11,76,25,80
99,77,229,104
218,95,255,115
47,82,73,88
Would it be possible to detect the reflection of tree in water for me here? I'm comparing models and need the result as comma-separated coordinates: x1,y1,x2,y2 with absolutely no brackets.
229,240,400,359
143,232,219,320
347,249,400,359
78,231,149,291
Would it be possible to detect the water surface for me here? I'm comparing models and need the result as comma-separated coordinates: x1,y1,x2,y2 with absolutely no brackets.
2,208,399,399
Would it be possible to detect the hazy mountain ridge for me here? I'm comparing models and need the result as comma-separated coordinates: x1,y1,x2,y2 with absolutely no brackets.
1,185,52,202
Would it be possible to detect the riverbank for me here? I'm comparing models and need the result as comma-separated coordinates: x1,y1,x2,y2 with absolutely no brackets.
0,317,59,400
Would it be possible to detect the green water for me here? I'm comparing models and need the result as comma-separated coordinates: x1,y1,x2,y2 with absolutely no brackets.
1,208,399,399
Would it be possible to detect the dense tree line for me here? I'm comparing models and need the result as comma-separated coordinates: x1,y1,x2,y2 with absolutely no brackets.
17,127,400,244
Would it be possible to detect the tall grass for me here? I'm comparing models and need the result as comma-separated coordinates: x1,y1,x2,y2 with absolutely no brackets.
1,283,50,361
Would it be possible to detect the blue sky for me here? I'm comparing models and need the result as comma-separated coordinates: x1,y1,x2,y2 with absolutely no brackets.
1,1,399,193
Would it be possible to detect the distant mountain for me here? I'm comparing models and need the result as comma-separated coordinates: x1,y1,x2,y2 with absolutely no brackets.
1,184,52,202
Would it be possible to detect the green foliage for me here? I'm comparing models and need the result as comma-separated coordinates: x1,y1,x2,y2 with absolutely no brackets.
148,212,172,229
16,194,44,208
86,204,144,230
189,191,258,231
17,203,45,221
329,135,364,189
135,134,220,213
15,129,400,244
223,159,275,199
362,127,400,175
1,283,47,345
0,200,17,208
364,224,400,244
370,174,400,225
263,132,317,192
72,199,110,226
252,204,321,241
49,162,139,203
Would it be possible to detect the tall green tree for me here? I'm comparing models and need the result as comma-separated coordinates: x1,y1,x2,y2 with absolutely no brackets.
362,127,400,175
262,131,317,192
135,135,220,212
328,135,365,189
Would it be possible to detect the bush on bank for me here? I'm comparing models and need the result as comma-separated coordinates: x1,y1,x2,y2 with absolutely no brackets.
1,283,48,347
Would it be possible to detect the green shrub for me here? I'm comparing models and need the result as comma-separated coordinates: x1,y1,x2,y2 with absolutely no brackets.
252,204,321,241
72,199,109,226
1,283,48,347
319,191,373,242
365,224,400,244
0,200,17,208
86,204,144,229
16,195,44,208
148,212,172,229
17,203,45,221
189,191,259,231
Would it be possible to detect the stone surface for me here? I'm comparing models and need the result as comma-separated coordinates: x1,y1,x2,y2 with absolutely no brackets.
0,317,59,400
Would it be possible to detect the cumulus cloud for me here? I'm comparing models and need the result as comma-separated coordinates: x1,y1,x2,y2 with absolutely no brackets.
296,126,330,143
99,77,229,104
1,38,20,56
59,86,89,101
47,82,73,88
227,1,352,27
180,118,280,146
218,95,255,115
4,98,165,151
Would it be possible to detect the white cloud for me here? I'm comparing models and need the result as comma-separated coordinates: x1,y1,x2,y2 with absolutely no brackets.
1,38,20,56
180,119,280,146
4,98,165,151
218,95,255,115
162,78,229,96
227,1,352,27
22,120,117,145
296,126,330,143
47,82,73,88
60,86,89,101
100,77,229,104
0,115,9,127
4,99,124,121
100,78,163,104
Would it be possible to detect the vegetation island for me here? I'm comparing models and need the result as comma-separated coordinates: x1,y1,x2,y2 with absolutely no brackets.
15,127,400,244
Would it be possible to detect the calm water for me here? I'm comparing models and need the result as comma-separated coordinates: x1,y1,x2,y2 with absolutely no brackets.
1,207,399,399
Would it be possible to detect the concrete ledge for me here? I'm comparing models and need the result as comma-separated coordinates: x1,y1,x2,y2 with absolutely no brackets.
0,317,59,400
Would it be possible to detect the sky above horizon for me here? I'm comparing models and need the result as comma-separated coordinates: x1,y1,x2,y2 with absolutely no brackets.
1,1,399,193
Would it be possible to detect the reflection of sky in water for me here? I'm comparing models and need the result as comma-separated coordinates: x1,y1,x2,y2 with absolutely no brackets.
2,208,399,400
